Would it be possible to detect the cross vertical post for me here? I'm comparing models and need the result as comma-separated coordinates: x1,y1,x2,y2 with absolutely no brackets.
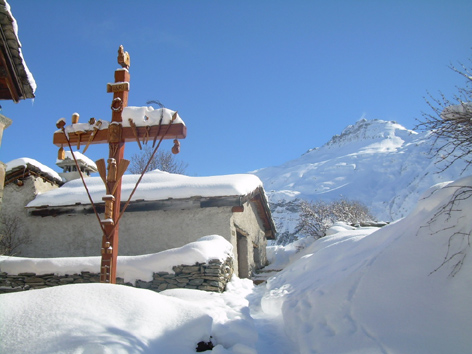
100,64,130,284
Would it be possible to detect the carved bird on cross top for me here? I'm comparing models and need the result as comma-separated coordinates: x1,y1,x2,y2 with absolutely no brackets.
117,45,130,69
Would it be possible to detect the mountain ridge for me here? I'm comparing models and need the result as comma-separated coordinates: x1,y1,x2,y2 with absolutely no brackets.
252,118,472,242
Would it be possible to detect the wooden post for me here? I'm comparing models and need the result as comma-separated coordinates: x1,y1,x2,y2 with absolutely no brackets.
99,66,130,284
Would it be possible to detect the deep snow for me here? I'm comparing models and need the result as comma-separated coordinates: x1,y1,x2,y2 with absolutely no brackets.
1,176,471,353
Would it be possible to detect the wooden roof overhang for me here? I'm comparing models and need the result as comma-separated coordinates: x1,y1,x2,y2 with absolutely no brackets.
5,163,63,186
248,186,276,239
0,3,35,102
27,187,276,239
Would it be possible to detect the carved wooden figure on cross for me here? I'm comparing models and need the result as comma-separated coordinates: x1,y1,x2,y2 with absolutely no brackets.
53,45,187,283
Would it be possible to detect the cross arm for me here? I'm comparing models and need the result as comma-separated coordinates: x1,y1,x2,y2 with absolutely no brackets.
53,107,187,148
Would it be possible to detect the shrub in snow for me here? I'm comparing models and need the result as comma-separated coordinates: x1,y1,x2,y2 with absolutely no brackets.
297,198,374,239
0,214,31,256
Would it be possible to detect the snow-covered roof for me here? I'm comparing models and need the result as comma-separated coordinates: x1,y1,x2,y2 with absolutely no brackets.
27,170,264,208
56,151,98,171
5,158,62,185
0,1,36,101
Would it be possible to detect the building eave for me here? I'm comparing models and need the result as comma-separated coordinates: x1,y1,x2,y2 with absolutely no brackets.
0,0,35,102
5,163,64,186
26,186,278,239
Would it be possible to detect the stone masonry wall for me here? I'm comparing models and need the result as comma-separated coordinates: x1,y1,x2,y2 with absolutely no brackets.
0,257,233,294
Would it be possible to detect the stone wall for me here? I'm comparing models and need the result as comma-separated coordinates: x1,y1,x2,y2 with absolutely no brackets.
0,257,233,294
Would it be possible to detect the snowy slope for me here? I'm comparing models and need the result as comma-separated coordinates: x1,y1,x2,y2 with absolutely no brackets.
253,118,472,239
260,176,472,353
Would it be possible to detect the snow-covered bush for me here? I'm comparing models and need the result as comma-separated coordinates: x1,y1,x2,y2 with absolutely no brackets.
297,198,373,239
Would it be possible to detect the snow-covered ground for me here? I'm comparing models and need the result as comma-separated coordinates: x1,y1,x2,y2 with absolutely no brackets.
1,176,472,353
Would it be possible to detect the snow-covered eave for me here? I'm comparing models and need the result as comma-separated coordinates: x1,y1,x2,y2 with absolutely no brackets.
26,188,263,214
27,186,276,238
27,194,246,211
56,151,98,172
236,185,276,238
5,162,63,186
0,0,36,101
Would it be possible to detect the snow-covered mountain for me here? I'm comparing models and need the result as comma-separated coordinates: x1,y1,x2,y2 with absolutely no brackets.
253,118,472,242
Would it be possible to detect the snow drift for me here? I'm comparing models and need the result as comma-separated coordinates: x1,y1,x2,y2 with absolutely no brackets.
262,176,472,353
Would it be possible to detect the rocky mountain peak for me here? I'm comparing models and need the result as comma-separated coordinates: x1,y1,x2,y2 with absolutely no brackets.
323,118,416,149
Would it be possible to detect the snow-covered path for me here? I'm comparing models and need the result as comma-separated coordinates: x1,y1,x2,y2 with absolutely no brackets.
252,314,293,354
247,283,293,354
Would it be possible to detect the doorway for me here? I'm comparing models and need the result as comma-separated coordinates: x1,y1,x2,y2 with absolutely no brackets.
237,230,249,278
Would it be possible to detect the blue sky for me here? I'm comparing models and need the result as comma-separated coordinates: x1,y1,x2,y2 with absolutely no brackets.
1,0,471,176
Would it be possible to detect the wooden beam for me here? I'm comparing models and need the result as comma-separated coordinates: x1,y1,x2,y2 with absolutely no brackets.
0,44,20,102
53,123,186,147
232,206,244,213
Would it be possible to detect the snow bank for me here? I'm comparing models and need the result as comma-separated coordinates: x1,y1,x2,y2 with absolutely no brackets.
0,283,213,354
0,251,257,354
0,235,233,283
27,169,263,207
163,277,258,353
261,175,472,353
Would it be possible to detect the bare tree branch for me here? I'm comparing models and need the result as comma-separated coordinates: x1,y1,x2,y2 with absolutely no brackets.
419,184,472,277
129,146,188,175
0,215,31,256
416,59,472,172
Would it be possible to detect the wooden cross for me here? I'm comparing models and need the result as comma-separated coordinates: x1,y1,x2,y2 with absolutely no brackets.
53,46,186,283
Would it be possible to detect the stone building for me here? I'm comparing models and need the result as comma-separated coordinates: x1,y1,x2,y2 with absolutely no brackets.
2,158,276,278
